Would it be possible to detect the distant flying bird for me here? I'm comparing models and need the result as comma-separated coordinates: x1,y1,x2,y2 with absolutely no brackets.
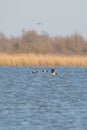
37,22,41,25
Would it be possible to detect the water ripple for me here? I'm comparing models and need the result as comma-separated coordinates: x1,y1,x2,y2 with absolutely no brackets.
0,66,87,130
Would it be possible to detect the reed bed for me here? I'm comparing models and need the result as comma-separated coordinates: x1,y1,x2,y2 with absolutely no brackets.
0,53,87,66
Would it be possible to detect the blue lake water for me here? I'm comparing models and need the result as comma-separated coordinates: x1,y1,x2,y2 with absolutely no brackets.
0,66,87,130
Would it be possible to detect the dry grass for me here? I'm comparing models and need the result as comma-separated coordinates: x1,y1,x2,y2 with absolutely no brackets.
0,53,87,66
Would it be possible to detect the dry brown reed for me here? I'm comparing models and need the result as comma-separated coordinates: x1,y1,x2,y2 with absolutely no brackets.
0,53,87,66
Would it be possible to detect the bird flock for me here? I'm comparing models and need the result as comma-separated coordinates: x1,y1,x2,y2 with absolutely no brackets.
32,69,57,76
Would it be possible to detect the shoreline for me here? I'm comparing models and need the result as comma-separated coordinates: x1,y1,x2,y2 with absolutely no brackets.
0,53,87,66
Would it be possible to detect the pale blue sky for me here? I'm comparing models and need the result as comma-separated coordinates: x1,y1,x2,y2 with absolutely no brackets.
0,0,87,37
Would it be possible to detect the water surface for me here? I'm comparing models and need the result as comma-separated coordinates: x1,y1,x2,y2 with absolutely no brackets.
0,66,87,130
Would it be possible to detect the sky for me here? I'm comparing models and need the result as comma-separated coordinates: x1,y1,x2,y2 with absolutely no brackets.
0,0,87,38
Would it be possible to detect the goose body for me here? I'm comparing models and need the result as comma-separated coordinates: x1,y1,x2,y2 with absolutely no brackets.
42,70,48,73
32,70,38,73
51,69,57,75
